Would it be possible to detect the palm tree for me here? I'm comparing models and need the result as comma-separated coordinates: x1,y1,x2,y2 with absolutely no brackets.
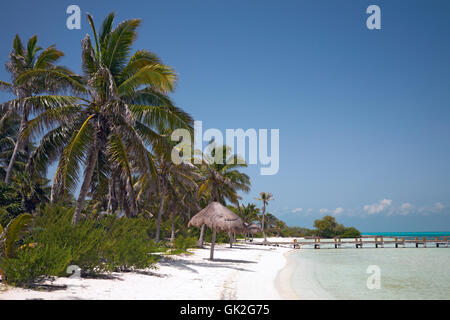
154,153,199,242
0,34,79,184
196,145,251,247
11,171,50,215
0,182,24,226
166,186,198,244
132,130,200,242
239,203,260,224
273,218,287,237
21,13,193,224
236,203,260,241
256,192,273,243
263,213,285,237
198,145,250,205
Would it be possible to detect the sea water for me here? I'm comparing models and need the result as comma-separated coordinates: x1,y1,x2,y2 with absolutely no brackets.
363,232,450,239
286,245,450,299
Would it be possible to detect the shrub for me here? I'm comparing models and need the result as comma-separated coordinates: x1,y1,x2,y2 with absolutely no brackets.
173,235,197,251
96,216,159,272
1,205,161,286
339,227,361,238
1,244,72,286
313,215,361,238
32,206,105,275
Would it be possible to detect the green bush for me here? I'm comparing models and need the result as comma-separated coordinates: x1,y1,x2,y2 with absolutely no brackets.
33,206,105,275
0,244,72,287
313,215,361,238
1,205,161,286
339,227,361,238
173,235,197,251
96,216,159,272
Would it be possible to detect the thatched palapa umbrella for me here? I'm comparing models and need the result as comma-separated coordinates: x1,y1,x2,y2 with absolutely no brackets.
188,202,245,260
245,223,262,241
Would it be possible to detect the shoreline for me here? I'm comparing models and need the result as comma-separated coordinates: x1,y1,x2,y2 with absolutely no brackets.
275,249,335,300
0,240,293,300
274,250,300,300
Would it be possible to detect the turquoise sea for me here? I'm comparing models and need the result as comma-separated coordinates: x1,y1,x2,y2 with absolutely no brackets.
284,235,450,299
363,232,450,239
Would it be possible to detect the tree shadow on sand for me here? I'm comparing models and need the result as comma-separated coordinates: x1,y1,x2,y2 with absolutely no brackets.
133,270,169,278
207,258,257,264
158,257,256,274
82,273,123,280
26,283,68,292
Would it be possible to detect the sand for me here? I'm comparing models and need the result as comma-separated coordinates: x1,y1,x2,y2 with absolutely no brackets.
0,238,297,300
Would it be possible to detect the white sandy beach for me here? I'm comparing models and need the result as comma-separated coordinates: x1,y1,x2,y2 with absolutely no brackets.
0,238,296,300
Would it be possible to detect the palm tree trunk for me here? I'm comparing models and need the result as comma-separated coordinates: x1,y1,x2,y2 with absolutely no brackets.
194,202,205,248
125,175,137,217
72,144,99,225
155,180,167,242
107,178,114,214
50,184,57,204
170,210,176,243
197,224,206,248
210,228,216,260
4,113,27,184
261,203,267,244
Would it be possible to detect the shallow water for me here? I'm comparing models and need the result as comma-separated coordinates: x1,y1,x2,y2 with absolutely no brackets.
287,248,450,300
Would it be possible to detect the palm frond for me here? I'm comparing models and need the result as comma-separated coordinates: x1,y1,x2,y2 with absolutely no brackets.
34,45,64,69
53,115,95,195
118,50,163,83
12,34,24,56
81,34,98,76
16,69,87,94
87,13,100,58
103,18,141,76
26,35,41,67
0,80,12,92
99,12,115,48
118,63,176,95
2,213,32,258
21,104,82,140
27,125,75,175
115,117,159,179
4,95,83,114
130,103,193,131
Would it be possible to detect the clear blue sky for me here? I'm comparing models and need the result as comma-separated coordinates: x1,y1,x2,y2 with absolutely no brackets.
1,0,450,231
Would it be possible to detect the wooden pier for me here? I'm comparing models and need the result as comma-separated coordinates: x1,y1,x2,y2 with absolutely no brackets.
244,236,450,249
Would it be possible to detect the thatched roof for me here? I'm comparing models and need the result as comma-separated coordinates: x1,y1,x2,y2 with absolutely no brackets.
188,202,245,233
246,223,262,235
